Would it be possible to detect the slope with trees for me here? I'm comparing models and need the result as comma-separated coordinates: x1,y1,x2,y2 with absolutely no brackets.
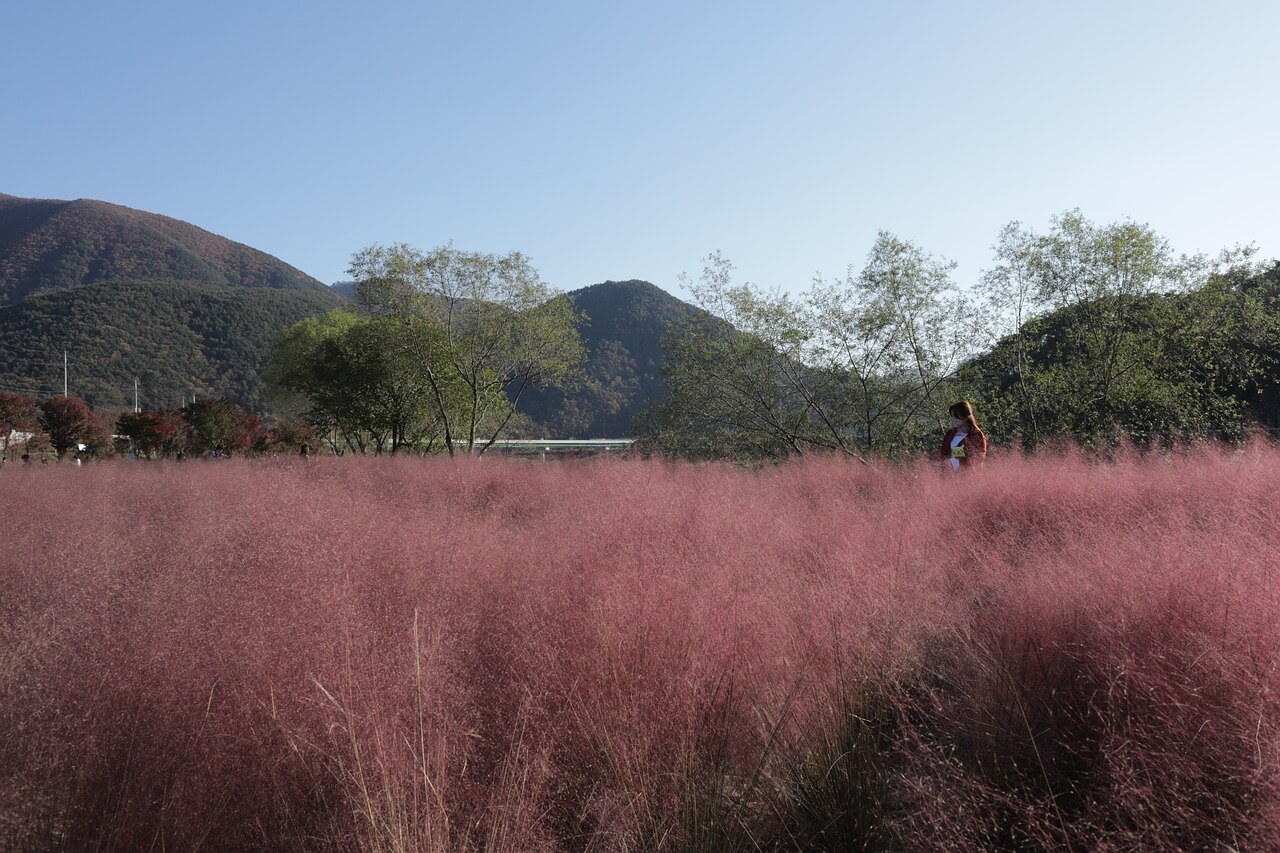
0,194,347,412
516,279,704,438
0,278,345,411
959,212,1276,447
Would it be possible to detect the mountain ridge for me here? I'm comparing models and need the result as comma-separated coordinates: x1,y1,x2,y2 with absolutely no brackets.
517,278,703,437
0,193,327,306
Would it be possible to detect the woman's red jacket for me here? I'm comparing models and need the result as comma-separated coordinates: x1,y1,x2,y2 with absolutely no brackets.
941,427,987,468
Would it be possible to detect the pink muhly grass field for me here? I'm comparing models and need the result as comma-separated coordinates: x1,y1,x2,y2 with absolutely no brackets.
3,447,1280,850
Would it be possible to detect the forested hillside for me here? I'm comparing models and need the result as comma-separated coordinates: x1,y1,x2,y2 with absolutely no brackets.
19,193,1270,453
0,194,346,411
0,195,705,429
644,215,1280,459
957,260,1280,444
0,279,345,411
516,280,702,437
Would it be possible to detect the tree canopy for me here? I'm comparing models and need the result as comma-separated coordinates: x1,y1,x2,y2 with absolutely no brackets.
349,244,585,454
644,234,976,459
37,397,111,458
268,245,585,455
265,310,451,454
645,212,1278,460
961,211,1272,447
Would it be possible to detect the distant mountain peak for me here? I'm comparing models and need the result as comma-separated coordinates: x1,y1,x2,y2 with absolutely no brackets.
571,279,669,297
0,193,327,306
517,278,701,438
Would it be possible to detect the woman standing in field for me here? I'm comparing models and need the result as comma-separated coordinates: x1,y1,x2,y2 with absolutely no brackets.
941,400,986,470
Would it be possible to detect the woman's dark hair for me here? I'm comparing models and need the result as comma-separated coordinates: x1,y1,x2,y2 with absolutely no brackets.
950,400,979,432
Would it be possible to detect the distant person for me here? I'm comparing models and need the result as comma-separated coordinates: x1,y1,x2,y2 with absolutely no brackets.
299,442,310,459
21,453,31,465
940,400,987,471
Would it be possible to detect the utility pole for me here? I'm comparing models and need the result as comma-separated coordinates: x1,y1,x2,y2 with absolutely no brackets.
134,378,140,413
63,351,68,397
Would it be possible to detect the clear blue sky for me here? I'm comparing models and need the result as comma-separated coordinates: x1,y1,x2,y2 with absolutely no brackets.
4,1,1277,297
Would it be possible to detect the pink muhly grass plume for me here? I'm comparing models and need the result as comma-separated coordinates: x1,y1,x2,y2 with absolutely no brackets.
0,446,1278,849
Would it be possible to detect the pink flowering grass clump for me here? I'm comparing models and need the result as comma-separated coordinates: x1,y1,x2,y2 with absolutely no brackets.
2,446,1280,850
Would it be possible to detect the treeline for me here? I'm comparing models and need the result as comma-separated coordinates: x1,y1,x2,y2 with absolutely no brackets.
0,391,311,462
264,211,1279,461
642,210,1280,459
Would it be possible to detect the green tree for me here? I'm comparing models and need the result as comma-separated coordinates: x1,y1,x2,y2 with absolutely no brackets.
646,234,975,460
310,317,446,454
265,310,370,453
965,211,1265,446
644,253,836,459
348,244,585,455
266,310,453,454
1236,261,1280,428
182,397,263,455
808,232,977,454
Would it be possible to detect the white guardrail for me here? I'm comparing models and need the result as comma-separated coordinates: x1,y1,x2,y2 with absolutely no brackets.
486,439,635,458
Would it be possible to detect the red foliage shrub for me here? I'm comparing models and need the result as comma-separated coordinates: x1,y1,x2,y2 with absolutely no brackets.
36,396,110,458
2,446,1279,849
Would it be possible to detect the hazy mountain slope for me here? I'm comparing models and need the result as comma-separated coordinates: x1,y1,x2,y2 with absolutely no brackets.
330,281,358,300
